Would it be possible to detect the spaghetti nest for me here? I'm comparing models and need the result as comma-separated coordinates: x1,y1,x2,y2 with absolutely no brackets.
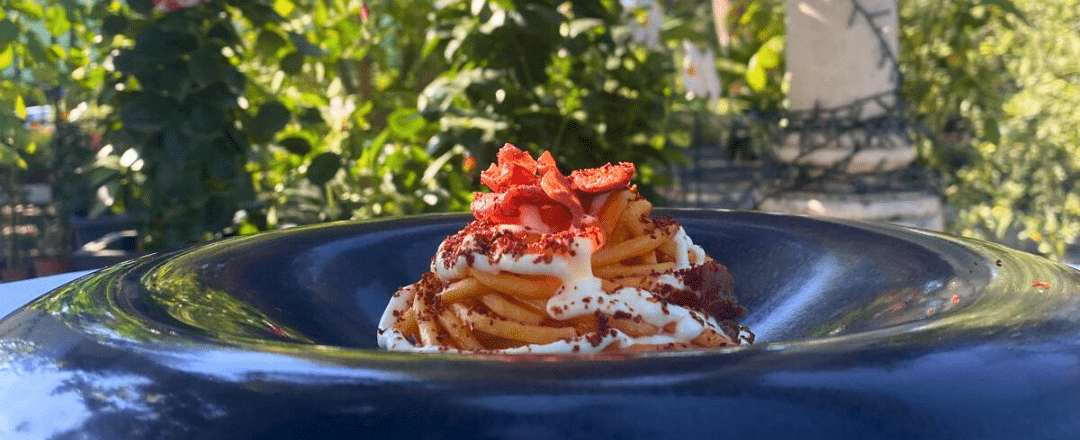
377,144,751,353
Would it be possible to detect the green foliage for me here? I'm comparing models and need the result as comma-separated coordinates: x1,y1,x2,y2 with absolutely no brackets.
923,0,1080,257
239,0,472,229
662,0,784,159
17,0,1076,265
72,0,473,249
713,0,786,112
420,0,682,193
900,0,1017,172
89,1,258,250
0,0,101,266
0,0,92,169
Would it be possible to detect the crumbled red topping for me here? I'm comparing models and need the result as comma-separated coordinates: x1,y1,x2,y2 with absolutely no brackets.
439,220,602,269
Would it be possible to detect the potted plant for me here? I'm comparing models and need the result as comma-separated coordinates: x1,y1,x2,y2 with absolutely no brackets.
1,168,32,281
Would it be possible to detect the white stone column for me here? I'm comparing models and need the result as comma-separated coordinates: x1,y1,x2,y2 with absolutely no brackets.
760,0,943,230
773,0,913,173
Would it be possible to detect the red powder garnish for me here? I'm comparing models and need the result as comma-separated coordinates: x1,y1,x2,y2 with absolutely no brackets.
1032,279,1051,290
650,260,745,321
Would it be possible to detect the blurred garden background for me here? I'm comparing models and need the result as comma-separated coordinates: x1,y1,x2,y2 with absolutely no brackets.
0,0,1077,280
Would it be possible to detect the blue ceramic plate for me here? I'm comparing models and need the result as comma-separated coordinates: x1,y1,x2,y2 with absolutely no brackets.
2,210,1079,439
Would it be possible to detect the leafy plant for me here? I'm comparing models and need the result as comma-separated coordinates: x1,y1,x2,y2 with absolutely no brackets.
926,0,1080,257
899,0,1019,174
86,0,275,250
419,0,686,196
238,0,471,228
711,0,786,114
0,0,100,270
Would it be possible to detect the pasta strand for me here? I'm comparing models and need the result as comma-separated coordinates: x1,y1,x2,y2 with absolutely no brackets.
470,268,562,299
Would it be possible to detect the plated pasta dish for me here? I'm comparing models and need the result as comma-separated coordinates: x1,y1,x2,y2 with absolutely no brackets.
377,144,752,353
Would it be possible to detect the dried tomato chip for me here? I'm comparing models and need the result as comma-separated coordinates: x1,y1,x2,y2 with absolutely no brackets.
472,185,556,225
473,144,621,232
536,151,560,176
569,162,636,193
480,143,539,192
471,192,517,224
537,204,572,231
540,169,585,227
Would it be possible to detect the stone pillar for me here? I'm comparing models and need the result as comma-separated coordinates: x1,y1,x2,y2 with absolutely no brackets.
759,0,943,230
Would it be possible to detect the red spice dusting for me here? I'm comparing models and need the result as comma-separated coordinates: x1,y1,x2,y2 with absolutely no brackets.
438,220,594,269
587,311,612,347
649,260,745,321
1032,279,1051,290
648,216,679,231
951,294,960,304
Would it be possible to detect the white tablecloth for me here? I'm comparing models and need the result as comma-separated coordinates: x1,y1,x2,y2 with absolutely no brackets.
0,270,95,319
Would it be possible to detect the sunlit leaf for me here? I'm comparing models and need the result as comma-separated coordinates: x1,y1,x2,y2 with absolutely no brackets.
15,96,26,119
566,18,603,38
44,6,72,37
0,45,13,71
9,1,44,20
755,46,779,70
471,0,486,16
745,54,767,92
762,35,785,52
48,44,66,62
273,0,296,18
388,108,427,140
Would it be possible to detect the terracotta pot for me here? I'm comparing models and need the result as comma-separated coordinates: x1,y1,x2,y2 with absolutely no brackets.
2,266,31,282
32,257,73,277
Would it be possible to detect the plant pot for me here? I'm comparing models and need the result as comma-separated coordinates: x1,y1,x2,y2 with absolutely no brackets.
32,256,74,277
2,266,31,282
